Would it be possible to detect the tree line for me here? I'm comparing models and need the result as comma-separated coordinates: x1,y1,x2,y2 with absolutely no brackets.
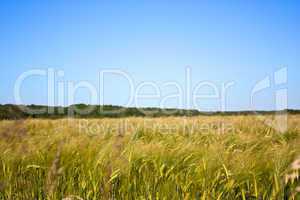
0,104,299,120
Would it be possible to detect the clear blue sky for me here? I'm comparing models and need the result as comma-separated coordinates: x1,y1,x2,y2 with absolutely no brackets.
0,1,299,111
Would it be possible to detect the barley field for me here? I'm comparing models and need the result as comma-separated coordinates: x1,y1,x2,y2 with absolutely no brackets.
0,115,300,199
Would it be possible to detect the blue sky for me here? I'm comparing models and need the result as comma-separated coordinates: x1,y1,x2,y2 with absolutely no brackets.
0,1,299,111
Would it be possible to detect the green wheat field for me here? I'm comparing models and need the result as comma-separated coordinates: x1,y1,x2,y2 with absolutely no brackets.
0,115,300,199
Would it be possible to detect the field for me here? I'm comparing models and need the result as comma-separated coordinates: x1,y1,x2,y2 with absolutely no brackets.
0,115,300,199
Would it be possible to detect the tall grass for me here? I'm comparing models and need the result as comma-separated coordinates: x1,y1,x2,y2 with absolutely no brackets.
0,115,299,199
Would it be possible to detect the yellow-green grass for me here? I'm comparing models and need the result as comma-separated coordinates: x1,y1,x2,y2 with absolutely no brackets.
0,115,300,199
